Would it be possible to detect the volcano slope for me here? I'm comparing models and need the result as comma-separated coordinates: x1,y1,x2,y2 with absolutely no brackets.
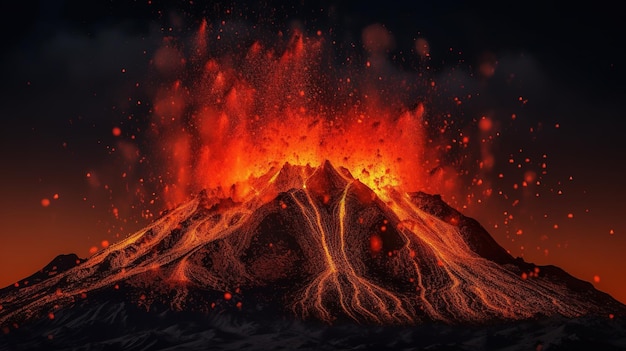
1,161,625,350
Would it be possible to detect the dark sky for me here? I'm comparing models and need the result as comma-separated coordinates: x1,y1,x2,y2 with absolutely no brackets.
2,0,626,304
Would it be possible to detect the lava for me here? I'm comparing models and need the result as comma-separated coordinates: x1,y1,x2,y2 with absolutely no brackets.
148,26,448,210
289,166,412,323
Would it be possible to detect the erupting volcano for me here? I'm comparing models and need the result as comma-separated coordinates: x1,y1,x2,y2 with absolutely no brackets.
147,25,446,210
2,13,626,351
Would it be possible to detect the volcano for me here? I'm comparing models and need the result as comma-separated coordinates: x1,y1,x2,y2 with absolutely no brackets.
1,161,625,350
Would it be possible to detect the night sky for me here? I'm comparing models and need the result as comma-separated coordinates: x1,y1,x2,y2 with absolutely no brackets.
2,0,626,305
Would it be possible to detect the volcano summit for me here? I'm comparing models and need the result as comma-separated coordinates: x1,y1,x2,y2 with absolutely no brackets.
1,161,625,350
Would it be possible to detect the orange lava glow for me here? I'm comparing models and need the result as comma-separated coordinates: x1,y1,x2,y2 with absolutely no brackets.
148,27,457,209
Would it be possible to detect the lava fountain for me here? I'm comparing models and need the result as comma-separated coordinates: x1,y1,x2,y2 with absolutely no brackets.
148,22,457,208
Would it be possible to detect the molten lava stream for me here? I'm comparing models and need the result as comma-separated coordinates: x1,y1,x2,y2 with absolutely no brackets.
289,169,413,324
388,190,588,321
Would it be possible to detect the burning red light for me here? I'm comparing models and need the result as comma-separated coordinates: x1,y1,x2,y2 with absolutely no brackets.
144,27,467,210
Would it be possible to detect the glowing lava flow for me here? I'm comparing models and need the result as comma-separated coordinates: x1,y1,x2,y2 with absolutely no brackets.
289,167,413,324
391,187,607,322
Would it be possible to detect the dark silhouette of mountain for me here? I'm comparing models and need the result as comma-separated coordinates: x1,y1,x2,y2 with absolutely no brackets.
1,161,624,350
